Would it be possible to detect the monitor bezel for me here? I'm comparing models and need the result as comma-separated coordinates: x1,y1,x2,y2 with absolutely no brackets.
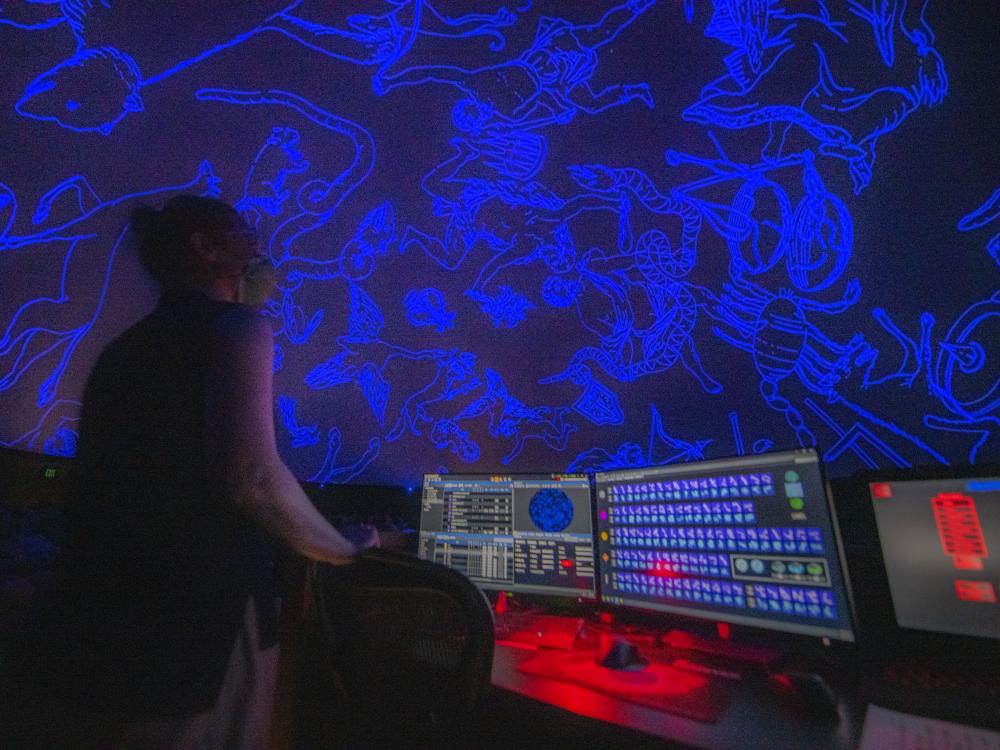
593,448,858,644
831,462,1000,659
418,470,599,601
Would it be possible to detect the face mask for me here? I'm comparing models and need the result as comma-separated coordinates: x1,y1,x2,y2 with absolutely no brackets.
237,257,276,308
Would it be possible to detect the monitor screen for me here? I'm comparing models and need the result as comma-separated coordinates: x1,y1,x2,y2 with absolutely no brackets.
595,449,855,641
869,475,999,641
418,473,596,597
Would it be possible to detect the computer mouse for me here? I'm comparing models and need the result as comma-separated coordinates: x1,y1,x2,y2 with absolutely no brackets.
767,669,840,724
596,637,648,671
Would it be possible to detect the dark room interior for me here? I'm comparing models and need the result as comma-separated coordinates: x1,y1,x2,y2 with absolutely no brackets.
1,2,998,748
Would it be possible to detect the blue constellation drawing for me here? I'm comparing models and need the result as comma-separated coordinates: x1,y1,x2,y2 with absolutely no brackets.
310,428,381,485
10,1,524,134
2,0,991,483
404,288,455,332
958,187,1000,268
0,399,81,457
565,402,711,472
377,0,655,120
451,367,576,464
277,395,321,449
0,161,219,407
684,1,947,193
707,273,872,447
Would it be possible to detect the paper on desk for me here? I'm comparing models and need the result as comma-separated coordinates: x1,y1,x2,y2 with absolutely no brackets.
860,704,1000,750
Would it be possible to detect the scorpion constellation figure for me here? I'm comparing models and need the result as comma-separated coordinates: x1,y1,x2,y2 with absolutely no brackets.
707,272,873,446
0,161,219,408
9,0,522,134
378,0,655,122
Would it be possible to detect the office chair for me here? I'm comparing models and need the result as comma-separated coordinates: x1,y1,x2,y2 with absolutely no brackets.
305,548,495,749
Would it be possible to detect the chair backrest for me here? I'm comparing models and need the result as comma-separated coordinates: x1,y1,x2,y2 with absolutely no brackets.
309,549,495,747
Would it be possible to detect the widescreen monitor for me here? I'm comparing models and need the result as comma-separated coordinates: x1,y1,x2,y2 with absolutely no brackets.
595,449,855,641
869,474,999,641
418,473,596,597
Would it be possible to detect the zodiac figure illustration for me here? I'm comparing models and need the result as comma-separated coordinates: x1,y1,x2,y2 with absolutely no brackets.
685,1,947,193
378,0,655,122
708,273,872,446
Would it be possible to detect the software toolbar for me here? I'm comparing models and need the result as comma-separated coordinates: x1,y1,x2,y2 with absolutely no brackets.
596,450,855,641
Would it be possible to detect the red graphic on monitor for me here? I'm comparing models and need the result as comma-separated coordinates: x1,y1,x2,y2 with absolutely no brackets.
954,580,997,604
932,493,988,570
871,482,893,499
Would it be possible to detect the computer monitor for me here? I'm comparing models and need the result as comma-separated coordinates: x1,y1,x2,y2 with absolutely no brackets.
868,473,999,641
595,449,855,641
417,473,596,598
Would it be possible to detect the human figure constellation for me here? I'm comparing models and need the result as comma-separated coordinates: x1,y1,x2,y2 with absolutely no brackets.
378,0,655,123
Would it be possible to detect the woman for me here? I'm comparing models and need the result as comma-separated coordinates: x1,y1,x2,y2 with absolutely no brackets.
2,195,377,748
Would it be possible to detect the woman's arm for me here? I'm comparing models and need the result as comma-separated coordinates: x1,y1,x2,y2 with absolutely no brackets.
205,307,377,564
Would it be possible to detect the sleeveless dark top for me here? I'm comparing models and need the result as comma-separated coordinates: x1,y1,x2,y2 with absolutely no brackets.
47,290,277,717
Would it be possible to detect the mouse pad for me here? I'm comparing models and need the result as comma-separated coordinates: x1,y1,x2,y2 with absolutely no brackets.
517,650,735,723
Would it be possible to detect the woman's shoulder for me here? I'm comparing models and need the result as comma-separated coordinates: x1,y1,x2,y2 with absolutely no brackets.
208,305,272,352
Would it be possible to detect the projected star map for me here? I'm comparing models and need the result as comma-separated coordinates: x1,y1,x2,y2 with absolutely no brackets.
1,1,997,485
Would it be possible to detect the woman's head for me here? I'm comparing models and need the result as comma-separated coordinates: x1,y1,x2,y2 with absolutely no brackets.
131,195,268,302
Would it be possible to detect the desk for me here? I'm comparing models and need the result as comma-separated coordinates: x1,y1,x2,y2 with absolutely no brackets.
490,643,866,750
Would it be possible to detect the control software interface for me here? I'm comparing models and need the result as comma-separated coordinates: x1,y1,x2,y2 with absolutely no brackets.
595,449,854,641
418,473,596,597
870,476,999,640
